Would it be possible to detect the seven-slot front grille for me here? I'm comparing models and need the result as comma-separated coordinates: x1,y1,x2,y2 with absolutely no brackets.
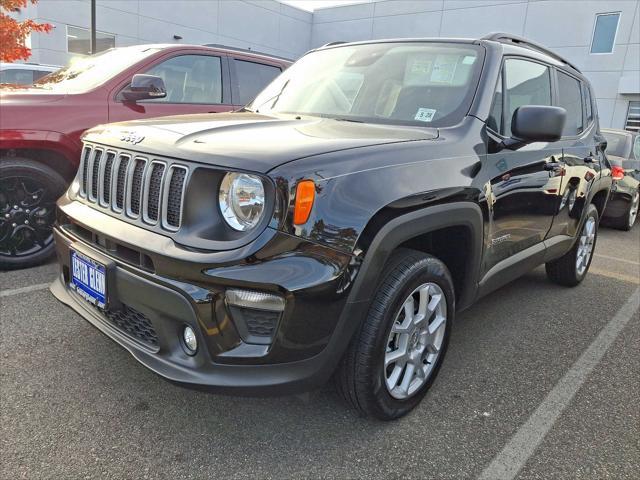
79,144,188,231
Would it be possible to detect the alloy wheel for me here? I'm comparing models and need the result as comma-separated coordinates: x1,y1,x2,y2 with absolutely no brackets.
0,175,56,259
384,282,447,400
576,216,596,276
628,192,639,228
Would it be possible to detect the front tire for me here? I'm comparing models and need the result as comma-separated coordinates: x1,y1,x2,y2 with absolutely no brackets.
0,158,67,270
336,249,454,420
546,203,599,286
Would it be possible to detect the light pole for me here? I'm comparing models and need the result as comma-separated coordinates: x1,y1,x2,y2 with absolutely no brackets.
90,0,96,54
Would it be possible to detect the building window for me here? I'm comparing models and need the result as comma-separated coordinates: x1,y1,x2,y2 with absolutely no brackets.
590,13,620,54
626,101,640,133
67,25,115,55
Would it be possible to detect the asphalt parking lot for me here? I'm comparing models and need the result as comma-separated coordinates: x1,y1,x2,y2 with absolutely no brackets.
1,223,638,480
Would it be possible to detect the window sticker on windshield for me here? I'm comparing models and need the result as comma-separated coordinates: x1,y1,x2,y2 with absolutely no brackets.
430,55,459,83
462,55,476,65
415,108,436,122
404,56,433,85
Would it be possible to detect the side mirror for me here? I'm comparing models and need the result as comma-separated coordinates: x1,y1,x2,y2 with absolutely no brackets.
121,74,166,102
503,105,566,150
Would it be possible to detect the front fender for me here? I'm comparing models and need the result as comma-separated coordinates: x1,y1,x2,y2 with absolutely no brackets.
348,202,484,310
0,129,81,167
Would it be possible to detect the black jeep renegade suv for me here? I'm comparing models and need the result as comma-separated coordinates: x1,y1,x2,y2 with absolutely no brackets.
51,34,611,420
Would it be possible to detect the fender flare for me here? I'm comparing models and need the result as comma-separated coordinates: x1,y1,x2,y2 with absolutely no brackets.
347,201,484,311
0,130,80,168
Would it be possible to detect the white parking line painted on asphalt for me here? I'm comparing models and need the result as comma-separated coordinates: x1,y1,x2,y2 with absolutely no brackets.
0,283,51,298
589,268,640,285
594,253,640,266
478,286,640,480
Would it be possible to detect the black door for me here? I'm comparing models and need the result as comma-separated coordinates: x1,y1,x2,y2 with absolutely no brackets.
482,57,563,274
547,72,603,240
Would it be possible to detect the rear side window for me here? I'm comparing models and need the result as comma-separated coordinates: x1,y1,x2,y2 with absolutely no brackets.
234,60,281,105
557,71,583,136
32,70,52,82
503,59,552,137
0,68,34,85
143,55,222,104
582,82,593,124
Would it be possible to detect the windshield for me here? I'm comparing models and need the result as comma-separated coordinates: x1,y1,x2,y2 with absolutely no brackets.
603,131,631,158
248,42,484,127
33,46,161,92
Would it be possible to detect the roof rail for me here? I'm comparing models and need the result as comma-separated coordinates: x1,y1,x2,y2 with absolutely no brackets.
321,41,347,48
481,32,580,72
202,44,292,62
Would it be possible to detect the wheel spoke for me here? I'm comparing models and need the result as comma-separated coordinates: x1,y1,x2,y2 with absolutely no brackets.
399,362,416,394
414,286,430,325
403,296,414,322
428,314,446,335
426,342,440,355
426,294,442,319
385,347,407,367
387,365,403,388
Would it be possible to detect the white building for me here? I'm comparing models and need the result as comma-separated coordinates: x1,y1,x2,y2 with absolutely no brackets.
13,0,640,130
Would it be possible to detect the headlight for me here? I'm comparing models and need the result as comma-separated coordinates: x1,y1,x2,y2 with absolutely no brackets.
219,172,265,231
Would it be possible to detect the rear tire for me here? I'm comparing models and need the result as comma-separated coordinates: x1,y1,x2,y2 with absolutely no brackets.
546,204,599,286
335,248,454,420
611,191,639,231
0,158,67,270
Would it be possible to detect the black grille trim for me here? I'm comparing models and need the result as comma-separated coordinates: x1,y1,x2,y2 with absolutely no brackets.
127,158,146,217
163,166,187,230
89,149,103,201
81,298,159,350
143,162,166,224
104,305,159,349
115,155,130,211
80,146,91,196
101,152,116,206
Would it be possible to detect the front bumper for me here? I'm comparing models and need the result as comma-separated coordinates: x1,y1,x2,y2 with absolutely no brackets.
51,200,366,394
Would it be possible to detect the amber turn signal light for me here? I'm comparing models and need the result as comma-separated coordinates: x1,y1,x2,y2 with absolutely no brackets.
293,180,315,225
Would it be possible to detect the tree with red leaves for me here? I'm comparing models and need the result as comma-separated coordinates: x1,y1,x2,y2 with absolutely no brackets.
0,0,52,62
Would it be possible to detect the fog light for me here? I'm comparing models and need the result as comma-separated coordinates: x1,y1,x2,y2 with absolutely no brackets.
226,289,285,312
225,289,285,345
182,325,197,354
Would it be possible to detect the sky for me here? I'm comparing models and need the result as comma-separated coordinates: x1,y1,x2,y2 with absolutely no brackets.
280,0,369,12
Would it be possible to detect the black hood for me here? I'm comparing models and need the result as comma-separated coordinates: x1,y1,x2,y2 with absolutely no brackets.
83,112,438,173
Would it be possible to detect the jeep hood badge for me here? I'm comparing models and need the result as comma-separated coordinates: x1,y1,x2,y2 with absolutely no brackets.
120,131,145,145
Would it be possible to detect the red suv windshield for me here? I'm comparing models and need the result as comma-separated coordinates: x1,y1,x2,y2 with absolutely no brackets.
34,46,162,93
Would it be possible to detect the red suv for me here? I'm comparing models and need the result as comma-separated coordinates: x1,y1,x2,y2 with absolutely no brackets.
0,44,290,269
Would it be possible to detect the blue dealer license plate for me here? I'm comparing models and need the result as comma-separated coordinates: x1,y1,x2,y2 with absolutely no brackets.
70,250,107,309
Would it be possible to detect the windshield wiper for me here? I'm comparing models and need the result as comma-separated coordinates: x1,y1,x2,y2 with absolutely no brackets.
334,117,364,123
254,79,290,113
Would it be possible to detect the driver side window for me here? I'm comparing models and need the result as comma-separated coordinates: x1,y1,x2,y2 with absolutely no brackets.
142,54,222,104
488,59,552,137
